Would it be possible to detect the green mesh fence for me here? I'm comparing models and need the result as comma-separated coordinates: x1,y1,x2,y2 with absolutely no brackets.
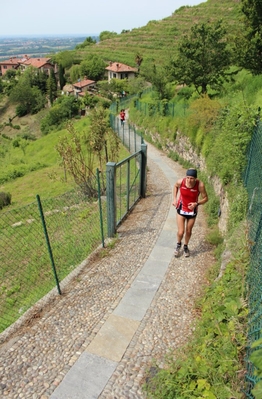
115,151,142,226
134,99,188,118
0,180,107,334
243,121,262,397
110,113,143,153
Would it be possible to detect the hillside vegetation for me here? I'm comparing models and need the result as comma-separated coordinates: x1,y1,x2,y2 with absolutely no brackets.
75,0,243,67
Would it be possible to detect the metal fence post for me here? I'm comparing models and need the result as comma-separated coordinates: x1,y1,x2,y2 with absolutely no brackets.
36,194,61,295
140,143,147,198
96,168,105,248
106,162,117,237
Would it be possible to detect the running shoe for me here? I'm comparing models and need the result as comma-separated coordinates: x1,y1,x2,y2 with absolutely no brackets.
184,245,190,257
174,243,181,257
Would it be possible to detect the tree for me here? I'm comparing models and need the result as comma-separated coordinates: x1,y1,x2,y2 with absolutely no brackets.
80,55,106,81
56,122,97,197
75,36,97,49
31,70,48,94
46,69,57,105
58,64,66,90
4,69,17,80
53,51,78,69
69,65,81,84
56,108,120,196
171,21,232,95
235,0,262,74
9,71,46,114
141,62,171,99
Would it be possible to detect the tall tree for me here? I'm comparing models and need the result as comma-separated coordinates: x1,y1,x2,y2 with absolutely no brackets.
235,0,262,74
171,21,232,95
46,69,57,105
58,64,66,90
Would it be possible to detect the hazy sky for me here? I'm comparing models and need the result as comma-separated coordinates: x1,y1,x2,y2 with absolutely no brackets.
1,0,206,37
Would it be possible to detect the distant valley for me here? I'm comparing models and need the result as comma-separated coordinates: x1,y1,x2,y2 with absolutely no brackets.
0,35,98,60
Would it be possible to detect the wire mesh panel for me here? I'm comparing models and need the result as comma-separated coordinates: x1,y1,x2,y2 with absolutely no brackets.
243,121,262,396
0,185,107,333
115,152,142,226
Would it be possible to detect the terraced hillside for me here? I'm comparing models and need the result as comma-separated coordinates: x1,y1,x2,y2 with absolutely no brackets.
76,0,243,68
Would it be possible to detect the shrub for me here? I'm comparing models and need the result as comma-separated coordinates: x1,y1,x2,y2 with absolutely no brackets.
16,104,27,117
0,192,12,210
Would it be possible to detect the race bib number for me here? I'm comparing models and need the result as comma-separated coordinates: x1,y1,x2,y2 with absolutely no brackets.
180,210,195,216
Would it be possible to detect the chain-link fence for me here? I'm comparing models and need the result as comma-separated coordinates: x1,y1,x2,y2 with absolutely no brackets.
110,113,143,153
134,98,188,118
0,177,107,334
243,121,262,397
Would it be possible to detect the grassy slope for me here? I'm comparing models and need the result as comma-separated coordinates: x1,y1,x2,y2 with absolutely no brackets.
0,116,129,208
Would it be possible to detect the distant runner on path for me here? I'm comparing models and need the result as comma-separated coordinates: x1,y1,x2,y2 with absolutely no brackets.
172,168,208,257
120,109,125,126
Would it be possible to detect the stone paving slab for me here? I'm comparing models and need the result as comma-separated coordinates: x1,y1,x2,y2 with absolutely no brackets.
87,315,140,362
49,351,117,399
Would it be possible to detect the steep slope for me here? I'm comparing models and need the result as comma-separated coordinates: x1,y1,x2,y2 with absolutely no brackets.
76,0,243,67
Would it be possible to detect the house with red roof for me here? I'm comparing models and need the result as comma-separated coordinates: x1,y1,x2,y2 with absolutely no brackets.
0,56,24,76
72,78,96,97
105,62,137,83
0,55,57,76
20,57,57,75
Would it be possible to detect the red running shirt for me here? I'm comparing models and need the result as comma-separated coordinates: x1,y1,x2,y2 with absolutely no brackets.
177,178,200,216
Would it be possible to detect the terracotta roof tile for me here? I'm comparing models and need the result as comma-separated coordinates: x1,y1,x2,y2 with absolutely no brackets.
73,78,96,88
105,62,137,73
22,57,52,68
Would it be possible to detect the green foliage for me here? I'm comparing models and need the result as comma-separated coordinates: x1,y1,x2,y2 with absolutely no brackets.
69,64,81,83
16,104,27,117
236,0,262,75
53,50,78,69
75,36,97,49
46,68,57,105
170,20,232,95
40,96,80,135
9,68,46,114
58,64,66,90
206,102,257,185
80,54,106,81
144,248,248,398
99,30,118,41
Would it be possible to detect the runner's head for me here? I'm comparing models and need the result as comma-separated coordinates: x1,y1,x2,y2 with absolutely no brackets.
186,169,197,187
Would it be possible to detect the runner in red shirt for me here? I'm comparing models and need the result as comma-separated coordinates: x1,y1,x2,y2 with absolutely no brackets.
172,168,208,257
120,109,125,126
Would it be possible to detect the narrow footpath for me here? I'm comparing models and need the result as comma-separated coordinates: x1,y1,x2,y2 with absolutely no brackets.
0,141,215,399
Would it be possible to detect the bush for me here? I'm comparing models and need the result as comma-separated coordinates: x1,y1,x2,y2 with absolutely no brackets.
0,192,12,209
16,104,27,117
